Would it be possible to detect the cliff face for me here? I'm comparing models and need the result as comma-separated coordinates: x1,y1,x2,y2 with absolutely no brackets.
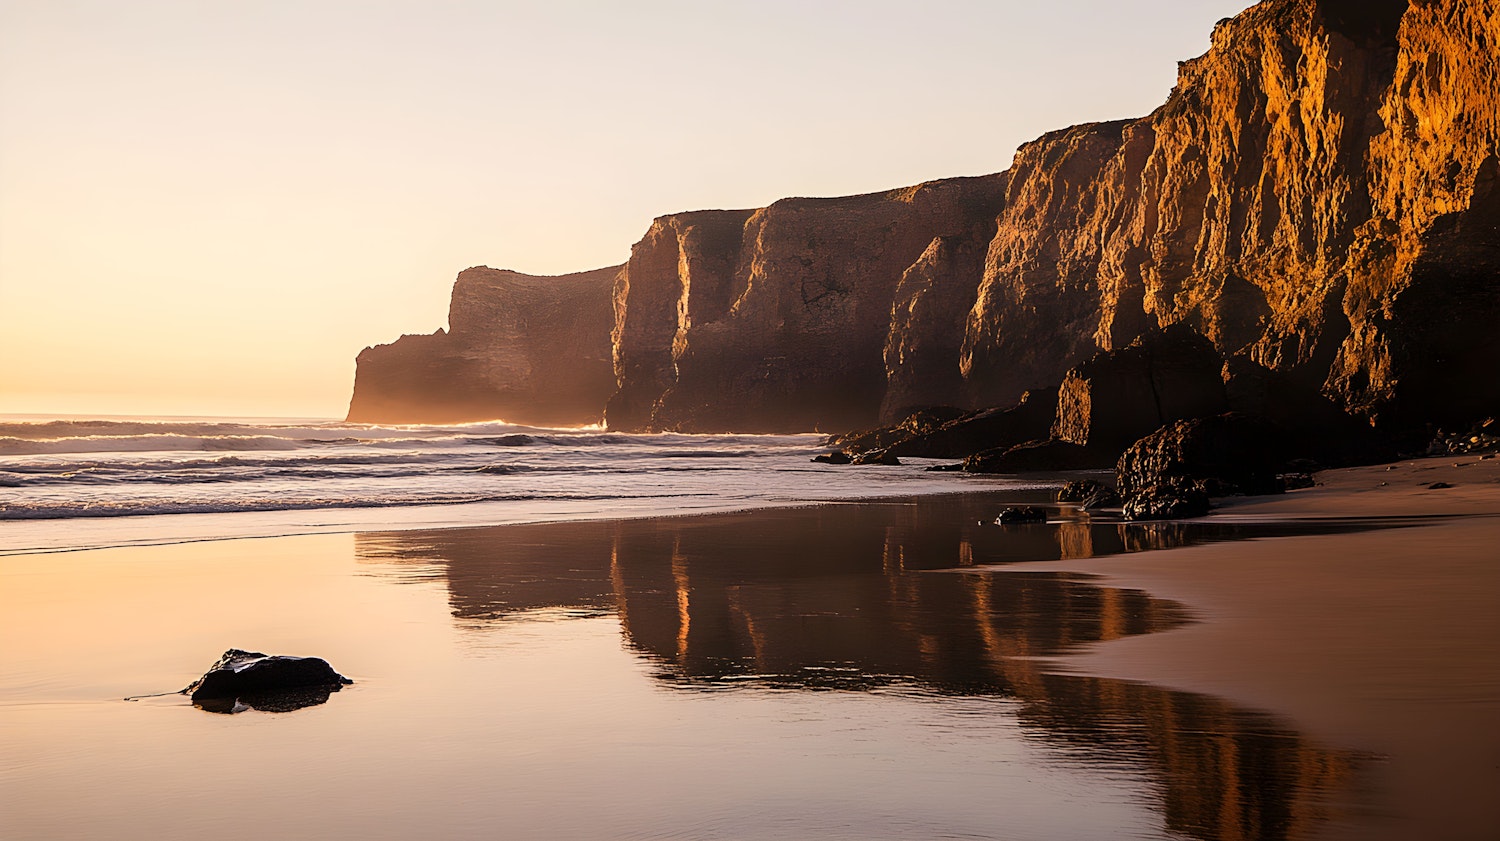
350,0,1497,433
962,0,1498,428
606,177,1006,432
346,265,618,426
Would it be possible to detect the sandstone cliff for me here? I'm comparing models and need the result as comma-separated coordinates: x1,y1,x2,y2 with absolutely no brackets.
350,0,1497,434
962,0,1498,429
346,265,618,426
606,178,1006,432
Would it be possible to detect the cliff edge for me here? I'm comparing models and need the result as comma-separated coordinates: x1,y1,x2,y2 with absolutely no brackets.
346,265,619,426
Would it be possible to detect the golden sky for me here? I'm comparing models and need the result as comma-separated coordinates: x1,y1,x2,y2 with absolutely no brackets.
0,0,1254,419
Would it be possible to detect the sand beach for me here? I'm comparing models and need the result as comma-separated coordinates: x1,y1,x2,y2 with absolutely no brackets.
1011,455,1500,840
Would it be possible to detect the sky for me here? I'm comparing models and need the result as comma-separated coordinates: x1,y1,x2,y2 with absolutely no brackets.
0,0,1255,419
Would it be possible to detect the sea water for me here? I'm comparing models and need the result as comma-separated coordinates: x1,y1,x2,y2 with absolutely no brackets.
0,415,1041,555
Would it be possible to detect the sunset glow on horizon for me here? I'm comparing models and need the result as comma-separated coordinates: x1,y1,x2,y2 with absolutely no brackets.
1,0,1255,418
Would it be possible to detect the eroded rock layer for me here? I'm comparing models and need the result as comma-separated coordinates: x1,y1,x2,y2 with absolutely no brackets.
346,265,619,426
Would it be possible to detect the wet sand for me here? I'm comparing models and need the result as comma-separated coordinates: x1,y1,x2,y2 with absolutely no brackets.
1012,455,1500,840
3,492,1389,841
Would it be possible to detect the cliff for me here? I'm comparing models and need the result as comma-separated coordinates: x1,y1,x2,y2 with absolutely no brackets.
346,265,619,426
606,178,1006,432
350,0,1498,434
961,0,1498,429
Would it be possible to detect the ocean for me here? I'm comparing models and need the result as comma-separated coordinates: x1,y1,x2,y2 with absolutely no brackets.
0,415,1037,554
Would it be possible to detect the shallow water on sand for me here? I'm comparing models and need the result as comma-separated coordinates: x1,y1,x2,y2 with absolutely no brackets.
0,495,1383,840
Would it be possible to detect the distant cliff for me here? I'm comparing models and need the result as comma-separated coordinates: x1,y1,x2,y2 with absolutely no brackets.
350,0,1498,433
346,265,618,426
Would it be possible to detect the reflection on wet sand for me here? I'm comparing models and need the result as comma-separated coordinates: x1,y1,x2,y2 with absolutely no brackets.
358,496,1373,841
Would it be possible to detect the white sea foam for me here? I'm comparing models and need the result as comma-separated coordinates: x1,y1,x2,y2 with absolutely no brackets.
0,416,1043,555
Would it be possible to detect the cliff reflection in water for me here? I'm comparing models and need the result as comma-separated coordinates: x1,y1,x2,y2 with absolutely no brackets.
358,495,1367,841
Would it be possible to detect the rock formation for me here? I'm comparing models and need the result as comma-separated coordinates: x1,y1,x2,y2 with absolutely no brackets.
605,178,1006,433
183,649,353,714
961,0,1498,432
350,0,1498,438
347,265,619,427
1050,326,1229,454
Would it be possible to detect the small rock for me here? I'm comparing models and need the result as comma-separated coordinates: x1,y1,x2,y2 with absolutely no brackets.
994,506,1047,525
812,451,852,465
925,463,964,472
1427,482,1454,489
183,649,352,713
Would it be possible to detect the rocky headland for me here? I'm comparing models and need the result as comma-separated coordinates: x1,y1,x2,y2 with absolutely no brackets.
349,0,1497,511
347,265,619,427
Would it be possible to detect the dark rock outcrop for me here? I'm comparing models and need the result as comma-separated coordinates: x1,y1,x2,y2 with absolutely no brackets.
831,389,1057,461
964,440,1115,474
183,649,353,713
1123,483,1213,521
828,406,973,457
347,265,619,426
1116,413,1290,500
1058,479,1122,509
851,449,901,466
1051,325,1229,454
994,506,1048,524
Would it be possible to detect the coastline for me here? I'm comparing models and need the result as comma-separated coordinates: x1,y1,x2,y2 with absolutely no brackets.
1008,454,1500,840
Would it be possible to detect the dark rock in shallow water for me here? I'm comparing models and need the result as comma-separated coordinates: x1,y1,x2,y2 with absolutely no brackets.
183,649,352,713
829,391,1057,461
964,440,1115,473
1427,481,1455,489
1122,483,1211,521
852,448,902,466
897,389,1058,459
1078,489,1120,510
811,451,853,465
994,506,1047,524
1057,479,1120,507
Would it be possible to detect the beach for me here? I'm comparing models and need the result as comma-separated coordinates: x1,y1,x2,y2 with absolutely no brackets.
1012,455,1500,840
2,458,1498,840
